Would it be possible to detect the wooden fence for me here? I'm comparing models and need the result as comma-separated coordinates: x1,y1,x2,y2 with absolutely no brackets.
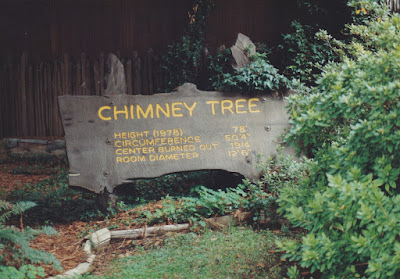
387,0,400,11
0,51,165,138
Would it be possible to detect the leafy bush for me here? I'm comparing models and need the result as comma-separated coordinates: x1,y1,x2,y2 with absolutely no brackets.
206,47,234,91
116,170,241,204
161,0,214,91
136,149,308,227
278,20,340,86
0,200,61,272
210,52,290,94
137,185,247,225
277,1,400,277
241,149,309,224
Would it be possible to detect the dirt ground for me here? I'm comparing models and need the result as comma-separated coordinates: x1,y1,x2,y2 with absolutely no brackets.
0,161,174,277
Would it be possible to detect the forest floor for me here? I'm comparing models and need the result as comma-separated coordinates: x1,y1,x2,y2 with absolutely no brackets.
0,160,184,277
0,144,297,278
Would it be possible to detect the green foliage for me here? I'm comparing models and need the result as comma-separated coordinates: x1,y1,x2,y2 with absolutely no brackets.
137,185,247,225
7,151,65,166
135,149,309,227
241,149,309,223
278,20,340,86
107,227,290,279
0,200,61,271
161,0,214,91
7,170,101,224
277,1,400,277
116,170,240,204
211,52,290,94
0,264,45,279
206,47,233,91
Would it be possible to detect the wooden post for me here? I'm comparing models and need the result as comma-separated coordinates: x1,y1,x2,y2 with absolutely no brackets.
20,52,28,136
75,61,81,95
34,64,40,136
125,59,132,95
93,60,100,96
99,52,105,95
45,63,52,135
55,61,63,135
142,51,149,94
95,189,118,213
63,53,70,96
27,65,34,136
132,51,141,95
81,53,87,95
85,57,91,95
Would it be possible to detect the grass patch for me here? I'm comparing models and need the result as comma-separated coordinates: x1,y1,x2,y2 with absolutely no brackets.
102,227,290,279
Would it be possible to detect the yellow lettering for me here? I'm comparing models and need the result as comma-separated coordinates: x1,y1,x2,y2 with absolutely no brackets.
249,98,261,113
156,103,170,118
137,104,154,119
206,100,219,115
124,140,132,147
130,105,135,119
221,100,234,114
235,99,247,114
172,102,184,117
184,102,197,116
114,106,129,120
114,132,122,139
114,140,121,147
98,106,112,121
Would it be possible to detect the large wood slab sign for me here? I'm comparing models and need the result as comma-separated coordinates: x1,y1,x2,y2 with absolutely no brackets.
59,83,290,193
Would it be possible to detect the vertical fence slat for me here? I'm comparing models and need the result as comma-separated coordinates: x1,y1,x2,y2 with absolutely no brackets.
132,50,142,95
27,65,34,136
99,52,105,95
46,63,52,136
0,50,164,137
80,53,87,95
85,56,91,95
56,61,63,135
93,60,100,96
20,52,28,136
125,59,132,95
75,61,81,96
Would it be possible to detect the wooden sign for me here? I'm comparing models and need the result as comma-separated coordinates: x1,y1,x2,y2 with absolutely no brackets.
58,84,291,193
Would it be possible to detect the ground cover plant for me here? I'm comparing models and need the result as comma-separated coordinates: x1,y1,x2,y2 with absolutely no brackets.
276,1,400,277
98,227,293,279
0,200,61,279
0,148,309,278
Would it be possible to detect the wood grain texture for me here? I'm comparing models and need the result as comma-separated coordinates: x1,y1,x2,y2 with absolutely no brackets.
59,84,292,193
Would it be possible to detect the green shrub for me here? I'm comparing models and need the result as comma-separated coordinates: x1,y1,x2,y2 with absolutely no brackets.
0,264,45,279
136,149,309,227
277,1,400,277
161,0,214,91
211,52,290,94
278,20,340,86
206,47,234,91
137,185,247,225
0,200,61,271
241,149,310,224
